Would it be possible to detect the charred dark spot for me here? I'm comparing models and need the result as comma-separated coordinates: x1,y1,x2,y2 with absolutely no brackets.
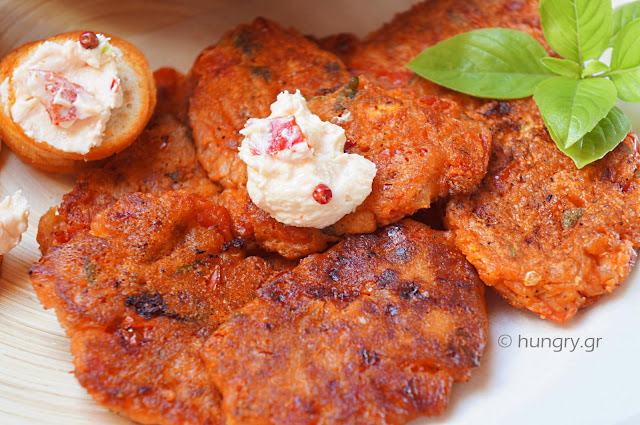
326,268,340,281
330,33,356,54
461,343,480,366
454,328,470,337
453,280,471,290
385,304,399,316
335,254,348,265
362,349,380,366
126,292,167,319
446,340,460,358
261,282,287,303
249,66,271,82
483,101,511,118
323,61,342,75
137,386,152,395
398,281,422,300
265,323,274,330
376,269,399,288
321,225,338,237
221,238,245,251
306,285,332,299
233,29,259,55
546,194,553,202
164,171,180,183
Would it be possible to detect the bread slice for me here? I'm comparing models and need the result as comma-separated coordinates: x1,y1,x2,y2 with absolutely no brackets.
0,31,156,169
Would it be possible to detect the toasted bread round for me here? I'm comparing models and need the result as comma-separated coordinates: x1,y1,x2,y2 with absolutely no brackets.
0,31,156,167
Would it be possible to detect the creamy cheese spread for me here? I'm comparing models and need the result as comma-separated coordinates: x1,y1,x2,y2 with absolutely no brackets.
0,191,29,255
238,90,376,229
6,34,123,154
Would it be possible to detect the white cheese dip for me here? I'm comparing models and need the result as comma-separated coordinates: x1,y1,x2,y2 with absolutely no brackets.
0,191,29,255
238,90,376,229
3,34,123,154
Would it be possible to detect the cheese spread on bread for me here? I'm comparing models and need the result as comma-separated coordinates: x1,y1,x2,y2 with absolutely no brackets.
238,90,376,229
2,34,123,154
0,191,29,255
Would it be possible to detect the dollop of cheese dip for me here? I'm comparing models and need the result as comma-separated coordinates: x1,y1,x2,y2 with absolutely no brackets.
0,191,29,255
1,34,123,154
238,90,376,229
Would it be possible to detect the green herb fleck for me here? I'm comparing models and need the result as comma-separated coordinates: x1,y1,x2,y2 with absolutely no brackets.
176,265,191,274
164,171,180,182
249,66,271,82
83,258,97,283
562,208,585,229
406,0,640,168
333,76,360,112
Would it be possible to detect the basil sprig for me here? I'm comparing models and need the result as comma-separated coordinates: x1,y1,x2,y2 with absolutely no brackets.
407,0,640,168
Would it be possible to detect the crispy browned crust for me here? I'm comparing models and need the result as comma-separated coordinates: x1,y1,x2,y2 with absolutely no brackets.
30,191,280,425
37,69,218,255
311,32,361,64
202,220,487,425
0,31,156,166
446,99,640,322
310,78,490,233
189,18,490,258
346,0,547,108
188,18,354,258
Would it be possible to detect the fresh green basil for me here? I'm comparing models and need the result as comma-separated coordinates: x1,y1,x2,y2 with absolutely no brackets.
581,60,610,78
539,0,612,65
541,57,582,78
406,28,554,99
609,17,640,102
558,107,631,168
534,77,617,148
406,0,639,169
612,1,640,44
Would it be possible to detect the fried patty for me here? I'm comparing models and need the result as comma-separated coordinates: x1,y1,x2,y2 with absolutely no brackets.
189,18,490,259
308,77,490,235
37,68,219,255
343,0,640,322
202,220,487,425
31,191,280,425
345,0,546,108
446,99,640,322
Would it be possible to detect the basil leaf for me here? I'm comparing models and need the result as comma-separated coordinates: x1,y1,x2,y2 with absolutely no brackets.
609,18,640,102
406,28,553,99
557,107,631,169
539,0,612,65
533,76,617,148
581,60,610,78
612,1,640,44
540,57,582,78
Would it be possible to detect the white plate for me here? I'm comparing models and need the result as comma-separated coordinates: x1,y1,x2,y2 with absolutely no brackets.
0,1,639,424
